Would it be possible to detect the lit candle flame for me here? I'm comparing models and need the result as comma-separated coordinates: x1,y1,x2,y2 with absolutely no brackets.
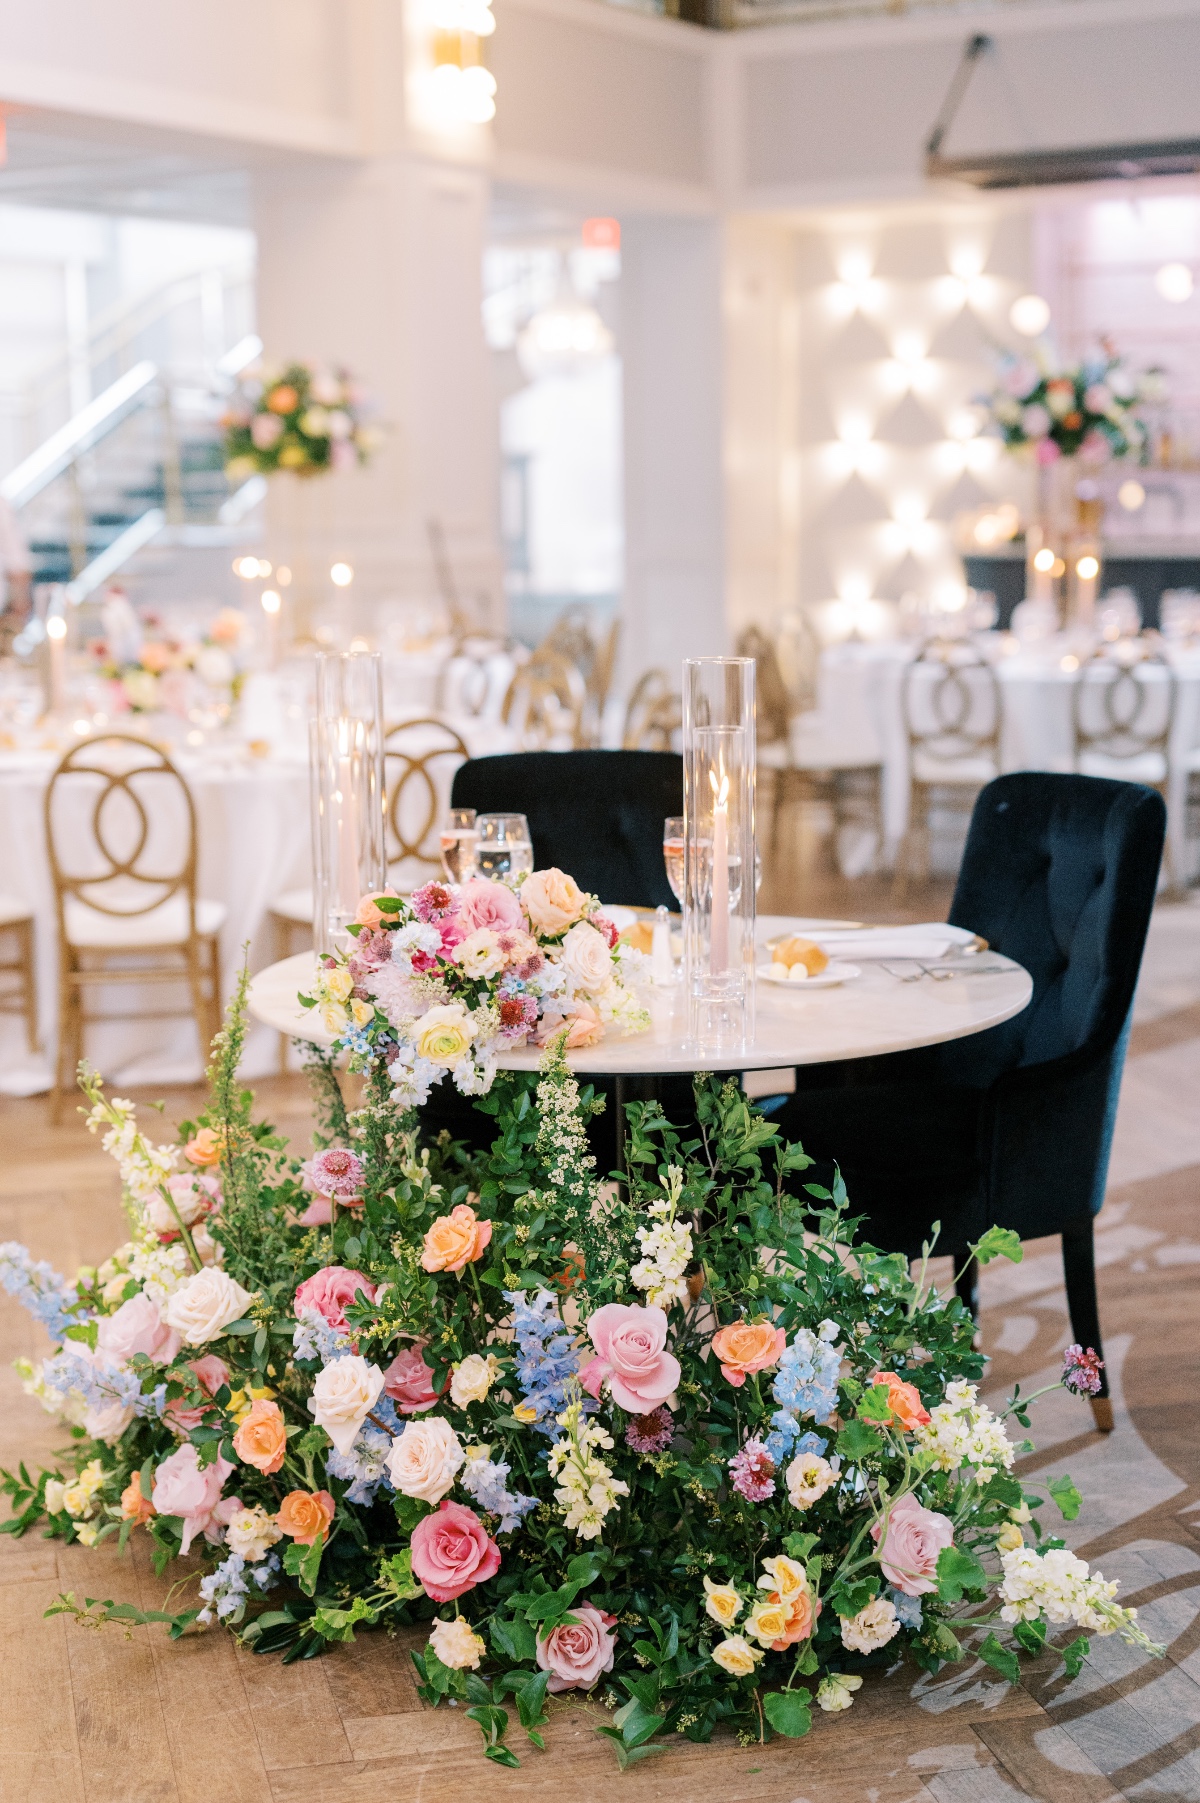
709,767,730,809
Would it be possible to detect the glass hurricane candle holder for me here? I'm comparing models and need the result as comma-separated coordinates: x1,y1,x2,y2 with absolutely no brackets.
682,656,757,1054
310,650,386,954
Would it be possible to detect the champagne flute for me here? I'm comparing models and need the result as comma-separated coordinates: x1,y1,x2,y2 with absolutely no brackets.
475,812,534,879
440,807,477,883
663,816,685,904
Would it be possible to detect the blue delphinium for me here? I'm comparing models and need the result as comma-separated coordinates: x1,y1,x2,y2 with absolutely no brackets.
764,1323,842,1465
327,1426,394,1505
889,1588,923,1630
41,1346,164,1421
459,1452,538,1533
0,1243,79,1342
293,1306,354,1365
503,1288,581,1437
198,1551,280,1625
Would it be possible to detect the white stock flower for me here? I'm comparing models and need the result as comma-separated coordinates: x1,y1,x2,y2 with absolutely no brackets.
915,1380,1014,1481
164,1268,253,1345
308,1355,386,1456
450,1352,500,1408
386,1416,465,1503
547,1400,629,1540
44,1478,67,1515
226,1504,283,1563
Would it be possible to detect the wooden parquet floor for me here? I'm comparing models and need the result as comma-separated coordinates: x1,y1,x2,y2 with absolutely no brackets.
5,901,1200,1803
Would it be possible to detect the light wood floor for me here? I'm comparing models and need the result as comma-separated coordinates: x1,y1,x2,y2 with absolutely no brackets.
5,875,1200,1802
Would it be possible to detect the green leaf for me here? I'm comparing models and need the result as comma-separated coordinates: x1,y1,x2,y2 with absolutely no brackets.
612,1696,666,1749
971,1227,1024,1266
595,1727,665,1771
935,1544,987,1603
857,1383,896,1426
222,1318,257,1337
378,1549,422,1603
490,1613,538,1663
283,1534,325,1597
783,1532,819,1563
763,1690,813,1738
977,1632,1021,1685
1048,1474,1083,1522
513,1669,550,1733
836,1419,883,1463
1061,1634,1090,1678
1014,1618,1047,1656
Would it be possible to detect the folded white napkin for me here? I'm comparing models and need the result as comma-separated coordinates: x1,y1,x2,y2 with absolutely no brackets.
811,922,977,961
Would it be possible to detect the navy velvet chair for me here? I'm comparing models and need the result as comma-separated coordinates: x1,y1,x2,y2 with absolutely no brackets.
450,749,683,911
775,772,1165,1432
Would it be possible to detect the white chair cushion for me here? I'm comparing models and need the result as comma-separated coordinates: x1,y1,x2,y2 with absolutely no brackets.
1077,750,1167,784
911,751,999,786
0,892,33,928
1184,745,1200,774
64,895,226,948
270,888,314,925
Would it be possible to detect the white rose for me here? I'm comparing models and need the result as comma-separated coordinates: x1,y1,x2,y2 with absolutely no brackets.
308,1354,385,1454
385,1416,464,1504
559,921,613,993
44,1478,66,1515
450,1353,499,1408
429,1616,485,1669
225,1504,283,1563
164,1268,254,1345
454,929,506,980
195,645,234,686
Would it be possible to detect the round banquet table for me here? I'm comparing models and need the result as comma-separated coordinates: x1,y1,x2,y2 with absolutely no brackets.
246,917,1032,1075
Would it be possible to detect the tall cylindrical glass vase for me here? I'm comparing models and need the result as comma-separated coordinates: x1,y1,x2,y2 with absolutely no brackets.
682,656,756,1055
310,650,386,954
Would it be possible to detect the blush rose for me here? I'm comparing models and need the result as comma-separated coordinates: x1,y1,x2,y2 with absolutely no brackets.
580,1302,681,1415
871,1492,954,1596
293,1265,376,1333
409,1499,501,1602
536,1603,618,1692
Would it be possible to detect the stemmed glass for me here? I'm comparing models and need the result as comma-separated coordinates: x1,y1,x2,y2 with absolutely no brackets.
440,807,478,883
663,816,685,904
474,812,534,879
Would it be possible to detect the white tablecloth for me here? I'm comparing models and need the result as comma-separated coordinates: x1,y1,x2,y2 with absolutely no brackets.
799,640,1200,871
0,699,516,1095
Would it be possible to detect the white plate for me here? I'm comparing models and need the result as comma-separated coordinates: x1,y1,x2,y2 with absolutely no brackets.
758,961,861,989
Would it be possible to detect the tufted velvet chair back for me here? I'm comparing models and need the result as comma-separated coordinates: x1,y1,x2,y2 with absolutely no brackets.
451,750,683,911
945,772,1165,1091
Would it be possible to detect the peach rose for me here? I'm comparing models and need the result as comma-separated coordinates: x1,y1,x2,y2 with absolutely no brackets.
565,1003,602,1048
521,867,586,936
120,1470,155,1525
710,1320,787,1388
276,1488,336,1545
870,1371,931,1431
766,1588,821,1649
355,890,399,929
421,1203,492,1274
232,1397,287,1474
184,1128,222,1168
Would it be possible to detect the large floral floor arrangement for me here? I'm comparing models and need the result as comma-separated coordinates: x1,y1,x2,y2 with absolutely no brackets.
1,970,1160,1770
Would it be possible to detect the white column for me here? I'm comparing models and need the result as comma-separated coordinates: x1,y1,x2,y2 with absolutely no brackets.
253,151,502,634
620,215,728,693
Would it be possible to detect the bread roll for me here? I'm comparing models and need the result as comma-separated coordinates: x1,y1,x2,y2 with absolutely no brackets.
773,935,828,977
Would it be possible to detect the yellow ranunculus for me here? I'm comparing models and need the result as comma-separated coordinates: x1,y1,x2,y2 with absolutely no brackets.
745,1596,792,1646
321,1002,349,1035
350,999,375,1027
703,1577,743,1628
710,1634,760,1677
513,1402,539,1424
414,1003,475,1068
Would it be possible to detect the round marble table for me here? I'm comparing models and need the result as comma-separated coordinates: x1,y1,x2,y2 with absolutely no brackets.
247,914,1032,1074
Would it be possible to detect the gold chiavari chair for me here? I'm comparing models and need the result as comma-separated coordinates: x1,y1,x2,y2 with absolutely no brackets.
540,609,620,745
45,734,224,1109
0,895,38,1056
502,650,587,750
1072,640,1177,887
895,638,1001,898
383,716,471,887
622,668,682,751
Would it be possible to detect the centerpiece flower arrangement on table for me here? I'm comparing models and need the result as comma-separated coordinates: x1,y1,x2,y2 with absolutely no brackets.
983,341,1161,467
0,973,1160,1770
222,361,377,481
300,868,651,1106
90,608,248,718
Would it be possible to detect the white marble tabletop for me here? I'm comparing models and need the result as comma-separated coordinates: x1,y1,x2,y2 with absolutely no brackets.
247,914,1032,1075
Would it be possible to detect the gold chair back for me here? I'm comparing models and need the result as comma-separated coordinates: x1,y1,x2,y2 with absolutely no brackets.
735,625,793,747
502,651,587,750
384,716,471,881
1072,642,1175,770
622,669,682,751
45,733,199,938
775,608,821,717
901,639,1001,773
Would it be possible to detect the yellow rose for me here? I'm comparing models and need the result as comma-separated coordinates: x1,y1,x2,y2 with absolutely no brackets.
710,1634,760,1677
759,1554,808,1604
520,867,586,936
351,999,375,1027
414,1003,475,1068
320,968,354,1004
745,1596,792,1646
703,1577,743,1627
321,1002,349,1034
996,1522,1025,1553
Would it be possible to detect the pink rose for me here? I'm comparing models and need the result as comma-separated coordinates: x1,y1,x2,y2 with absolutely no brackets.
409,1499,501,1602
96,1291,182,1366
537,1603,617,1692
151,1444,234,1554
871,1492,955,1596
382,1342,442,1414
165,1354,230,1432
455,877,523,934
294,1266,376,1333
438,912,468,956
580,1302,681,1415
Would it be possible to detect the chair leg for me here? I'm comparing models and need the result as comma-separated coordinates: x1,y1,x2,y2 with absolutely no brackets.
1061,1218,1113,1433
18,918,39,1056
54,957,82,1123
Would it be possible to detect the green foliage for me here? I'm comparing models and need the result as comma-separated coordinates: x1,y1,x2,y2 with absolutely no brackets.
763,1690,813,1737
1047,1474,1083,1521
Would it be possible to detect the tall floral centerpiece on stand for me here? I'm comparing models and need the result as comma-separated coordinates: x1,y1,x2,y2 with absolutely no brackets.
983,341,1162,623
0,966,1162,1770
